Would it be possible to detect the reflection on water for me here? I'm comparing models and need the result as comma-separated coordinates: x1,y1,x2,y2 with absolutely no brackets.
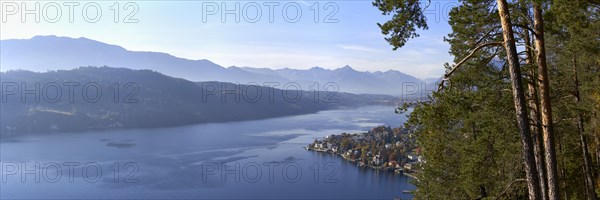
1,106,415,199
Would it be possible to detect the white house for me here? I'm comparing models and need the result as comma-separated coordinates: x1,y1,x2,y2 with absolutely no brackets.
408,154,417,161
372,154,381,165
404,163,413,170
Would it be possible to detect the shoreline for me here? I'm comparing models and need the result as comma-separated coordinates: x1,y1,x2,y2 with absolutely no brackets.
306,146,419,180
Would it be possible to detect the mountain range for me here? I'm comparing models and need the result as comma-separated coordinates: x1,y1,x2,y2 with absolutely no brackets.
0,67,399,134
0,35,437,96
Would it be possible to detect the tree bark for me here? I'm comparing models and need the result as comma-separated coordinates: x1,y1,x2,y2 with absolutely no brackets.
496,0,541,199
597,136,600,192
557,133,568,200
572,55,598,200
532,3,561,200
525,26,549,200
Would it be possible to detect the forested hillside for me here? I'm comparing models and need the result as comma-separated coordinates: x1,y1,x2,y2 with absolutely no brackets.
0,67,398,135
375,0,599,199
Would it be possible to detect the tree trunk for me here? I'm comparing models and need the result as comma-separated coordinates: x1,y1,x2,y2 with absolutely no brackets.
525,27,549,200
573,55,598,200
496,0,541,199
532,3,561,200
557,133,568,200
597,137,600,191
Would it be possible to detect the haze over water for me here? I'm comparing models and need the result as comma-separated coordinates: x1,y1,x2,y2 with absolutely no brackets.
1,105,416,199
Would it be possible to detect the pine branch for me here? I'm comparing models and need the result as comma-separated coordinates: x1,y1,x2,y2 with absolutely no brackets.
438,42,503,91
493,178,526,200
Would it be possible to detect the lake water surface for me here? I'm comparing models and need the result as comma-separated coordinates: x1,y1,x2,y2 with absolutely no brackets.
1,106,416,199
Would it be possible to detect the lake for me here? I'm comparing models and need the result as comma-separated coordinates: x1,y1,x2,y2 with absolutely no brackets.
0,106,416,199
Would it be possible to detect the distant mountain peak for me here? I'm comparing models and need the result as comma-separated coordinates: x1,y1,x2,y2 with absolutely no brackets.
338,65,355,71
31,35,62,39
383,69,405,75
31,35,92,41
25,35,127,52
309,66,327,71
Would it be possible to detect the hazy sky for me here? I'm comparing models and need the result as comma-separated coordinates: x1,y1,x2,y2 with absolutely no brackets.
0,0,458,79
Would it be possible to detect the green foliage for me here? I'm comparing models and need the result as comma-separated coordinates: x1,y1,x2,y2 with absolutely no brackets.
373,0,429,49
546,0,600,198
406,56,527,199
376,0,600,199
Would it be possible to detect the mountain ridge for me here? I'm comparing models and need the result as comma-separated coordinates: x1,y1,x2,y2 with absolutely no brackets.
1,35,433,95
0,66,400,135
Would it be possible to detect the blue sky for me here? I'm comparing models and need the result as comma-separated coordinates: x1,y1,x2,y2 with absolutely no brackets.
0,0,458,79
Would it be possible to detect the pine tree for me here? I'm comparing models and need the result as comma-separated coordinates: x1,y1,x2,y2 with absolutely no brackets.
374,0,600,199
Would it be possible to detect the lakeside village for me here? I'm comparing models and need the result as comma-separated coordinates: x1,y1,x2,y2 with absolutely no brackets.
306,126,423,179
